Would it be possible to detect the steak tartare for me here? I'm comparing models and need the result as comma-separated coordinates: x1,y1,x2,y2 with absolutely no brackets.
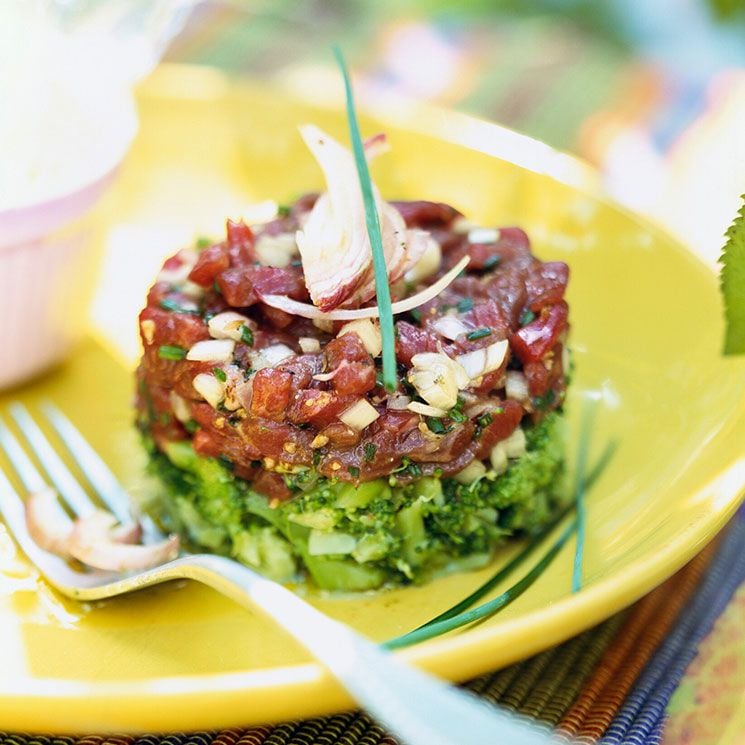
136,127,570,590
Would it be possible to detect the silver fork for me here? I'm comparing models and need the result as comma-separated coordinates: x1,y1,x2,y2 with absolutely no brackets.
0,402,554,745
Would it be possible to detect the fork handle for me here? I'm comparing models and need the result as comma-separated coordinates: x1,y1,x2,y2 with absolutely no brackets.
184,554,552,745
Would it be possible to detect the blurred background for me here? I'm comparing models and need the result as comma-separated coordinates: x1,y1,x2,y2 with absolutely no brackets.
162,0,745,265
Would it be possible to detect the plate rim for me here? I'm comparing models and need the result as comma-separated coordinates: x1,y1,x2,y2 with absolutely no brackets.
1,66,744,733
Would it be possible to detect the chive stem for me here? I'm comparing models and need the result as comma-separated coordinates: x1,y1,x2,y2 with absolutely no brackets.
572,401,597,593
333,47,398,392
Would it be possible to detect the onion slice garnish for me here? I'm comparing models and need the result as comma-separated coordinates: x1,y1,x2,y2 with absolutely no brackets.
67,511,180,572
260,255,470,321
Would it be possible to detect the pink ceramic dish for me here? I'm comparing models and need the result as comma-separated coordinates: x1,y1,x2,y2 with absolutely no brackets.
0,162,127,390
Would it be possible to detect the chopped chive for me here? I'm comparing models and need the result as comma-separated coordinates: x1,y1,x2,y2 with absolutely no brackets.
457,298,474,313
448,398,468,423
477,413,493,427
384,519,576,650
213,280,222,295
466,327,491,341
426,417,446,434
213,367,227,382
348,465,360,479
158,345,186,360
363,442,377,461
195,236,212,249
385,438,617,648
184,419,199,434
159,298,198,314
532,389,556,411
519,309,536,326
240,324,254,346
410,308,422,324
277,204,291,218
483,255,500,269
334,47,397,393
572,401,597,593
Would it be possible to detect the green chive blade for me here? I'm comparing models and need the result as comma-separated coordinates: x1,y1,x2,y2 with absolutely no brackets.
333,46,397,392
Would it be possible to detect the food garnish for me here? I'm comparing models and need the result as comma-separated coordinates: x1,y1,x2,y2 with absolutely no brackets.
720,195,745,354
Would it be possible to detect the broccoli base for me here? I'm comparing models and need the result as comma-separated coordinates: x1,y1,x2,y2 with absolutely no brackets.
141,411,567,591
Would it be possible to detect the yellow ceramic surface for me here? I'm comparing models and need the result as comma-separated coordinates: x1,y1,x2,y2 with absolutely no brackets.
0,65,744,733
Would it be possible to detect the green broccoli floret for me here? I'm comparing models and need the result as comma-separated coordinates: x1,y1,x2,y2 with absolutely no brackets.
140,412,566,591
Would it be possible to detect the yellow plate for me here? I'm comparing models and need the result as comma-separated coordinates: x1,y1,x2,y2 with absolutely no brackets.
1,65,744,733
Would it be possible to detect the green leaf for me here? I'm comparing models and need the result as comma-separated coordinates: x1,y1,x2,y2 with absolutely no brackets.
333,47,398,392
720,195,745,355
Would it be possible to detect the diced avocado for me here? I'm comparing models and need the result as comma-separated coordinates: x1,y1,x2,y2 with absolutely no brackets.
143,411,566,590
303,555,387,592
395,499,427,566
232,526,297,581
308,530,357,556
287,508,339,530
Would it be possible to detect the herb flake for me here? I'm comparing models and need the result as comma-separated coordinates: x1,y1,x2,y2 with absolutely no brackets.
334,47,398,392
466,328,491,341
158,345,186,361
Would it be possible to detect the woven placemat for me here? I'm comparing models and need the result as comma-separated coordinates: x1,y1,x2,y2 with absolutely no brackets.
2,508,743,745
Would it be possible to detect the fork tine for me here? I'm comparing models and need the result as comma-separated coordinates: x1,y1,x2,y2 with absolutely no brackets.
0,464,110,588
8,403,95,518
0,417,48,494
40,402,132,525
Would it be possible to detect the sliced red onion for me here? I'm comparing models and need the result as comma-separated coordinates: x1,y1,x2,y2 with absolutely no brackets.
261,255,470,321
67,511,179,572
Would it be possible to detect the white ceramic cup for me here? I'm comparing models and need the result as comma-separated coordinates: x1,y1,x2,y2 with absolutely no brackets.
0,149,132,390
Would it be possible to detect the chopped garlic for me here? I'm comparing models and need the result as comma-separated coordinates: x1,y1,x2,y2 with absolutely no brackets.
339,399,380,431
169,391,192,423
299,337,321,354
505,370,529,401
338,319,382,357
431,315,468,340
502,427,527,459
254,232,298,268
408,352,470,410
456,340,508,381
186,339,235,362
404,234,441,285
208,311,253,342
407,401,447,418
454,459,487,484
467,227,500,244
489,443,508,475
193,372,226,408
250,343,295,370
140,319,155,345
387,394,412,410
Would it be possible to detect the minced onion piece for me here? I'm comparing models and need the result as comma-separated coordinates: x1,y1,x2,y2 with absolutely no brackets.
26,489,142,560
250,343,295,370
187,339,235,362
25,487,74,556
68,511,179,572
387,394,412,410
260,255,470,321
339,398,380,431
454,459,487,484
505,370,529,401
193,372,226,408
431,315,469,340
338,318,382,357
407,401,447,417
157,248,198,284
208,312,253,342
456,339,509,381
408,352,470,410
502,426,527,459
404,234,441,285
169,391,192,423
299,337,321,353
489,443,508,475
453,217,477,235
468,227,500,244
254,232,298,268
